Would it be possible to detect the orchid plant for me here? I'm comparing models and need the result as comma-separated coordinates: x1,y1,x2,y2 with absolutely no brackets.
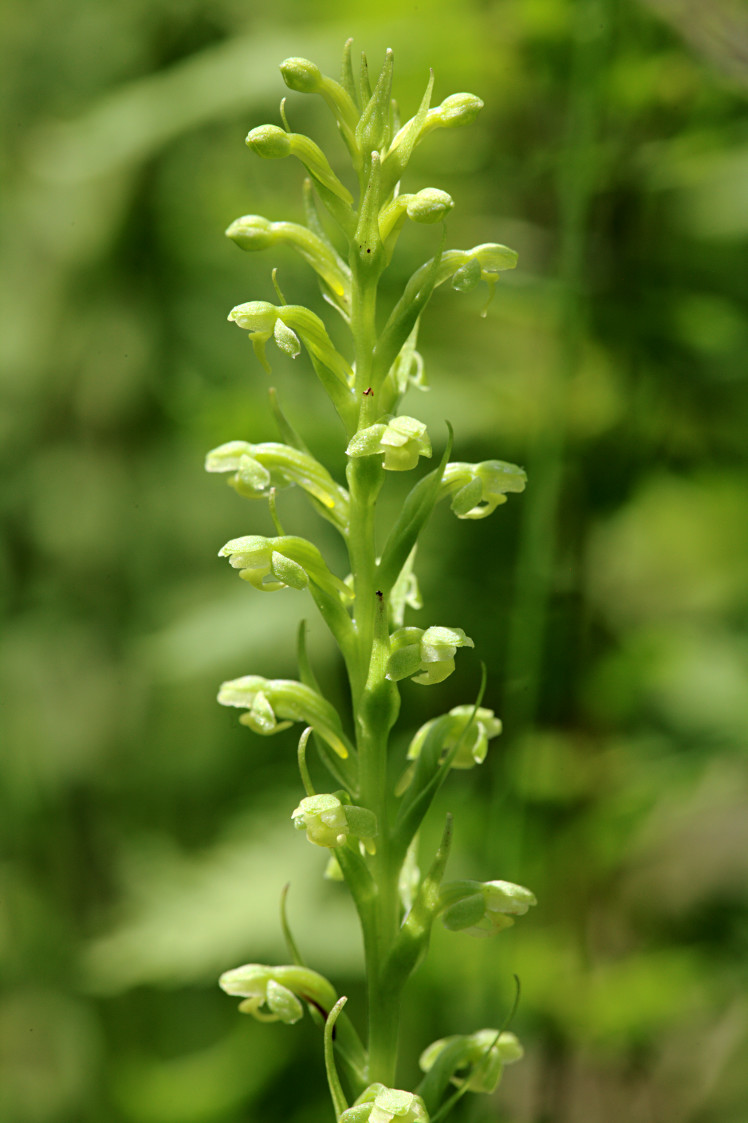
208,42,535,1123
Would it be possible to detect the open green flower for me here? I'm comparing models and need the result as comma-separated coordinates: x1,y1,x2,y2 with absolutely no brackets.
340,1084,429,1123
440,879,537,937
218,534,351,600
218,675,353,758
219,963,338,1022
205,440,350,530
292,793,377,850
407,705,502,769
347,416,431,471
440,460,527,519
387,626,474,685
292,793,348,847
419,1029,523,1094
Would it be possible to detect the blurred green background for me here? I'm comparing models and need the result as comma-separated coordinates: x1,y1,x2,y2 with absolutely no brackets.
2,0,748,1120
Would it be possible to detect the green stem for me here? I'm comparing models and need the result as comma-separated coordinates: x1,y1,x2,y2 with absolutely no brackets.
345,246,403,1086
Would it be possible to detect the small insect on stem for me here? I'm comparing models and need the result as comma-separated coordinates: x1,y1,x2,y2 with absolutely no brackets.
363,387,373,396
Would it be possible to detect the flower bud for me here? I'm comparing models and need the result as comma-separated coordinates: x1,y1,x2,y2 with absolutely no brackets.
280,56,323,93
427,92,484,129
246,124,293,158
219,962,338,1022
347,416,431,472
407,704,502,770
225,214,275,250
378,188,454,243
246,126,353,207
405,188,454,224
280,56,359,142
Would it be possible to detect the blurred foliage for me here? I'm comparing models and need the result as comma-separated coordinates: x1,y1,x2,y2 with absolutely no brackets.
2,0,747,1121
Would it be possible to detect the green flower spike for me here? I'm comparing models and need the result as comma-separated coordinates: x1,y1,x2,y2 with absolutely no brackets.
407,704,502,769
219,963,338,1023
340,1084,429,1123
440,460,527,519
347,416,431,471
292,793,378,850
387,626,474,686
217,675,353,759
440,879,537,937
419,1029,523,1095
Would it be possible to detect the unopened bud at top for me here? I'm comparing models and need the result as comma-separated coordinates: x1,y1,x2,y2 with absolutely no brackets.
280,57,323,93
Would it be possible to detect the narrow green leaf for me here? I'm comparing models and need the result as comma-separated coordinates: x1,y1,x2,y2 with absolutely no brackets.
377,424,453,595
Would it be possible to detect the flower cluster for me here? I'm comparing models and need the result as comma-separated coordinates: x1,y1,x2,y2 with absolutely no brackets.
208,41,534,1123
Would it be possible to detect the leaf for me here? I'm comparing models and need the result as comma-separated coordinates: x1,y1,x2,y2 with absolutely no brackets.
377,425,453,595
